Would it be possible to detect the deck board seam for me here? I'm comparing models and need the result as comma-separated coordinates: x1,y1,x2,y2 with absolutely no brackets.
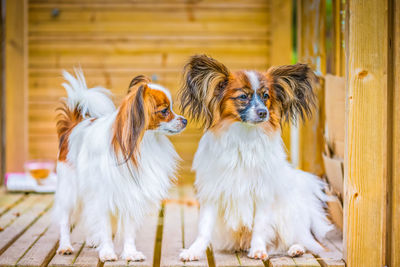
0,193,29,218
0,201,53,257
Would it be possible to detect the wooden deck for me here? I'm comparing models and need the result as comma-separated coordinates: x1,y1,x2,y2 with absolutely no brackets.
0,187,344,267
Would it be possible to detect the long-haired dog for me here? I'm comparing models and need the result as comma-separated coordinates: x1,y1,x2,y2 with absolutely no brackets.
53,69,186,262
178,55,332,261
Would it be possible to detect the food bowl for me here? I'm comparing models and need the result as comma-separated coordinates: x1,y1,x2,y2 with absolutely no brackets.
24,160,55,185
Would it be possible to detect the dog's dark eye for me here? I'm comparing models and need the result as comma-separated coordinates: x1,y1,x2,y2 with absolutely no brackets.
239,94,248,100
262,93,269,100
160,108,169,116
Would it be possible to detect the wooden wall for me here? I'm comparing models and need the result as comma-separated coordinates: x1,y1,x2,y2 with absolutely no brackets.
5,0,28,173
296,0,326,176
24,0,291,183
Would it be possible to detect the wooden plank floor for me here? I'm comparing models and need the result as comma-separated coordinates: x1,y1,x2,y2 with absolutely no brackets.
0,187,345,267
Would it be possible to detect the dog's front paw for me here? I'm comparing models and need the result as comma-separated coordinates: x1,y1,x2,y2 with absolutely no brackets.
247,247,268,260
287,244,305,257
121,250,146,262
57,244,74,255
99,247,117,262
179,248,202,261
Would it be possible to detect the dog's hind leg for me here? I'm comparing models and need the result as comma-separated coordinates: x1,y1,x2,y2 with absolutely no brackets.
54,162,76,255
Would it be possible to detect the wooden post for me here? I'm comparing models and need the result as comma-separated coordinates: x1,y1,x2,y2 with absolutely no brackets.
269,0,292,159
296,0,326,175
5,0,28,173
344,0,398,266
390,0,400,265
332,0,345,76
0,2,4,184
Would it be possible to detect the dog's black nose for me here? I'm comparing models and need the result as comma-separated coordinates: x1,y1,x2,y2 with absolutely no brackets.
257,109,268,119
181,118,187,126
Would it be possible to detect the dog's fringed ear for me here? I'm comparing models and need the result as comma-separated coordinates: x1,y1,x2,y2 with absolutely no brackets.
179,54,230,129
113,84,150,166
128,75,151,93
266,63,318,124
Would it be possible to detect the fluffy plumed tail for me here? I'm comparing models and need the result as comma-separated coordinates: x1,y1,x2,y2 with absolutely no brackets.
61,68,116,118
56,68,116,148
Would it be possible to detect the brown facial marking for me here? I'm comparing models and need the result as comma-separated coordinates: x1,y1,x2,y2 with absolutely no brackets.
214,71,280,132
112,80,176,166
146,88,174,129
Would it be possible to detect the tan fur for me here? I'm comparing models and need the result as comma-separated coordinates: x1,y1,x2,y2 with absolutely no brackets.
56,103,83,162
112,76,176,166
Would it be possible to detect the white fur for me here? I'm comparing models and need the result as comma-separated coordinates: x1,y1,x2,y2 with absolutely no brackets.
54,72,180,262
180,122,332,261
62,68,116,118
244,71,260,92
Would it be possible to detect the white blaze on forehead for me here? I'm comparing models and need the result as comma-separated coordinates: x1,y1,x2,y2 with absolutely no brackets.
244,71,260,92
148,83,173,104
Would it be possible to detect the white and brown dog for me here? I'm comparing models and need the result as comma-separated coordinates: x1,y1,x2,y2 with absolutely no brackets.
178,55,332,261
53,69,186,262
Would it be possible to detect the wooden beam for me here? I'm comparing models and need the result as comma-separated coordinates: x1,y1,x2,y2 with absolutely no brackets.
332,0,345,76
269,0,292,160
296,0,326,175
390,0,400,265
0,1,4,184
344,0,392,266
5,0,28,173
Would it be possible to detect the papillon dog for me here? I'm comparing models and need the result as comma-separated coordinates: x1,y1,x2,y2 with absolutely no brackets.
178,55,332,261
53,69,186,262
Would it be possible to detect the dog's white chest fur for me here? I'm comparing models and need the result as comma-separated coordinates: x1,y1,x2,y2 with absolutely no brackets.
193,123,289,231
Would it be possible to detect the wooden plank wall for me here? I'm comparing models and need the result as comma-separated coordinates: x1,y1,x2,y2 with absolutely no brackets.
296,0,326,176
269,0,292,158
0,2,4,183
26,0,281,183
391,0,400,265
344,0,399,266
5,0,28,173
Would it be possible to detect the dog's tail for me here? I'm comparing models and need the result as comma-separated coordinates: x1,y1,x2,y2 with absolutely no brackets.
61,68,115,119
56,68,116,146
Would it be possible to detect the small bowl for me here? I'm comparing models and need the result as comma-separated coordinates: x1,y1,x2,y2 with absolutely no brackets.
25,160,55,184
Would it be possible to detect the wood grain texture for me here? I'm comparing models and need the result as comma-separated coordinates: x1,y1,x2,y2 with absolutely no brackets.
0,210,52,266
390,0,400,265
17,222,59,266
0,194,52,256
5,0,28,172
268,256,295,267
344,0,390,266
296,0,326,176
0,194,41,232
0,192,26,216
269,0,292,160
332,0,345,76
291,254,320,267
0,2,3,184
